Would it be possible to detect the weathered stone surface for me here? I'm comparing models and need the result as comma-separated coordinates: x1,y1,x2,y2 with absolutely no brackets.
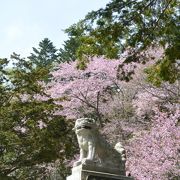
66,164,133,180
66,118,134,180
72,118,126,173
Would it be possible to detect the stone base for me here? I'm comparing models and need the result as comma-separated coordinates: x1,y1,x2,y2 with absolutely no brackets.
66,165,133,180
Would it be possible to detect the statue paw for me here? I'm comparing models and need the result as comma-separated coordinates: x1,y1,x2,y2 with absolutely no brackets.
82,158,93,165
73,161,81,167
81,158,87,164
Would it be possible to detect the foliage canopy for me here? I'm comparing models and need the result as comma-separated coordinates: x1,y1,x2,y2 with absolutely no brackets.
61,0,180,84
0,54,76,179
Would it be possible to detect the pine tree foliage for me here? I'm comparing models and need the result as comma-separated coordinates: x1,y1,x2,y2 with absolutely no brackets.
28,38,58,68
0,55,76,179
58,21,90,63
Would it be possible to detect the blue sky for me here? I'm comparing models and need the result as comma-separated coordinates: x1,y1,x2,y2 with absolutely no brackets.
0,0,109,58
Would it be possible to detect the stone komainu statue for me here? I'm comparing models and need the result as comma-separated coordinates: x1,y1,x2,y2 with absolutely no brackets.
73,118,126,174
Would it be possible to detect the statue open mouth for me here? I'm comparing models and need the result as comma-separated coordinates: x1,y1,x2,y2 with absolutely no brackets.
77,125,92,130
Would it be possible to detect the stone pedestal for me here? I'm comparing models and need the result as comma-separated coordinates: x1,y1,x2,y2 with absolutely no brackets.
66,165,133,180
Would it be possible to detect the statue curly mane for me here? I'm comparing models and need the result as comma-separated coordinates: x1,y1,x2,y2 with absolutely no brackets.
73,118,126,174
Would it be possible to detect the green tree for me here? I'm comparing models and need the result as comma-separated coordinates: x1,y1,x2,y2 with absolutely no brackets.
64,0,180,83
0,55,76,179
28,38,58,82
58,21,89,63
28,38,58,68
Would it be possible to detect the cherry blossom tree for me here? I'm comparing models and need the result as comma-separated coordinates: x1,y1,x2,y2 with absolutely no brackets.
47,54,179,179
48,57,125,123
127,108,180,180
103,78,180,179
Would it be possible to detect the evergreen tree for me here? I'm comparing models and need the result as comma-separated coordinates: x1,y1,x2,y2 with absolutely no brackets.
28,38,58,82
58,37,79,62
28,38,58,68
0,55,76,179
58,21,88,63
